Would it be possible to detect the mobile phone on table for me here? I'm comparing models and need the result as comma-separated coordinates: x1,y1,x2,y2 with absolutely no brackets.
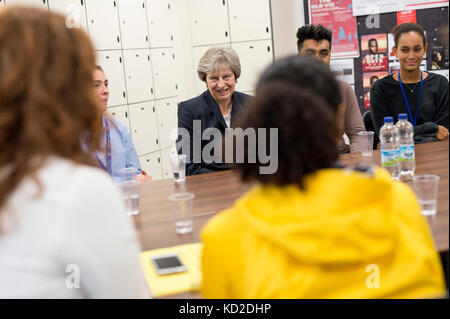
151,253,187,275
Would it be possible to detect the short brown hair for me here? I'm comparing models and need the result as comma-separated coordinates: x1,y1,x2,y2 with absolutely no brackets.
0,7,103,213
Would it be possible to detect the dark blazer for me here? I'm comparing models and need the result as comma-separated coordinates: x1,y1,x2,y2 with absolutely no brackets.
177,90,250,176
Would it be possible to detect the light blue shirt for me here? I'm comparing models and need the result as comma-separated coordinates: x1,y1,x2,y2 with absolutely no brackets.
95,116,142,182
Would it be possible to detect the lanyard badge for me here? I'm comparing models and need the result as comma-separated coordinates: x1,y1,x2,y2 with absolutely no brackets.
398,72,423,127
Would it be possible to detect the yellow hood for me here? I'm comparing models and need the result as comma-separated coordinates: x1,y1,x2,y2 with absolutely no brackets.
234,168,406,266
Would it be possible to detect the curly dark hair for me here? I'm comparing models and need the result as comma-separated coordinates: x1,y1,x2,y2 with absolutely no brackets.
234,80,338,189
296,24,332,52
257,55,342,113
0,7,103,214
392,23,427,47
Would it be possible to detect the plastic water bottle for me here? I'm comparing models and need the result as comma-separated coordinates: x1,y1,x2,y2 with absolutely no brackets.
380,117,400,180
396,113,415,180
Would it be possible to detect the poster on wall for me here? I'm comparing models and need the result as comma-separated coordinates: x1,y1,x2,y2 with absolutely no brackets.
397,10,417,24
429,44,449,70
352,0,405,16
361,34,388,71
363,71,388,110
353,0,448,16
404,0,449,11
330,58,355,84
309,0,360,58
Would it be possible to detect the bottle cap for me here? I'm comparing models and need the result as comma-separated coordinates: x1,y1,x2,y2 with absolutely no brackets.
398,114,407,120
384,117,393,123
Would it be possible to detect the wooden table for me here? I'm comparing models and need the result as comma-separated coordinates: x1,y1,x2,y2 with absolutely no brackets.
135,140,449,298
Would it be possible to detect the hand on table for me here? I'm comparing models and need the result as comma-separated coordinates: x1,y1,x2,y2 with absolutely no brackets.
436,125,449,140
136,170,152,182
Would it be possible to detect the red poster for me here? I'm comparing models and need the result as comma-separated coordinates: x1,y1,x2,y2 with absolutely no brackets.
361,34,389,72
363,71,388,110
397,10,417,24
309,0,360,58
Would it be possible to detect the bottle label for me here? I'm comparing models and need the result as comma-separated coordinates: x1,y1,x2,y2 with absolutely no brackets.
381,149,399,167
399,145,415,162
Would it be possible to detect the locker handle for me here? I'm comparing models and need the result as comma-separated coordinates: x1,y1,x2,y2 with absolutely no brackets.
168,4,171,10
113,1,116,7
123,91,126,98
171,35,174,41
151,88,154,94
125,112,128,118
153,107,155,112
146,36,148,42
222,0,225,6
175,84,178,90
141,107,144,111
43,0,46,4
158,157,160,163
156,139,159,145
119,57,122,63
142,2,145,9
147,55,150,61
267,46,271,52
225,31,228,37
81,0,83,5
117,36,120,43
266,27,269,33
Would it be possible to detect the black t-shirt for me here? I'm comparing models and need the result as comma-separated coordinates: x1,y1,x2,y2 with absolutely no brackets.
370,72,449,143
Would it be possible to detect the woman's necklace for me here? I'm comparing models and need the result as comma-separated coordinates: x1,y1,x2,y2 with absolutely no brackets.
403,81,419,93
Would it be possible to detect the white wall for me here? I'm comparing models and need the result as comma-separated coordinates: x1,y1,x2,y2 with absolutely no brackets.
270,0,305,59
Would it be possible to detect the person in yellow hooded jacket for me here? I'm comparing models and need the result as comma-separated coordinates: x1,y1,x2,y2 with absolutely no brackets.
200,56,446,299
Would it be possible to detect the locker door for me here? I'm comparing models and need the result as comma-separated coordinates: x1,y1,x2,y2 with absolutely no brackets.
228,0,271,42
232,40,273,93
107,105,130,131
189,0,229,46
96,51,127,107
147,0,174,48
4,0,48,8
123,49,154,104
140,152,163,180
160,147,176,180
128,101,159,156
118,0,149,49
192,46,209,95
156,98,178,150
85,0,121,50
151,48,178,99
48,0,88,31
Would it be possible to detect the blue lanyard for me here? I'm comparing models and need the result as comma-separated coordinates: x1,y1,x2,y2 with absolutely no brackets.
398,72,423,127
94,118,112,174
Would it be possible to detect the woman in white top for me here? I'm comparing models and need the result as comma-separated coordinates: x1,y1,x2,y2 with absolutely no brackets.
0,7,150,298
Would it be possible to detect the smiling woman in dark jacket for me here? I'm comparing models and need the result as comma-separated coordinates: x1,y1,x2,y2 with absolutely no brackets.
177,47,250,176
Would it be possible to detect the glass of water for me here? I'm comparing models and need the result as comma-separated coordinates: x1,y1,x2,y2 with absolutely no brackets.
413,174,440,216
120,180,140,216
168,193,194,234
358,131,374,157
170,154,186,183
118,167,140,216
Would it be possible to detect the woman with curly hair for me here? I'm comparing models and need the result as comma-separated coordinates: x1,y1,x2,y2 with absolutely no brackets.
200,56,445,298
0,7,150,298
